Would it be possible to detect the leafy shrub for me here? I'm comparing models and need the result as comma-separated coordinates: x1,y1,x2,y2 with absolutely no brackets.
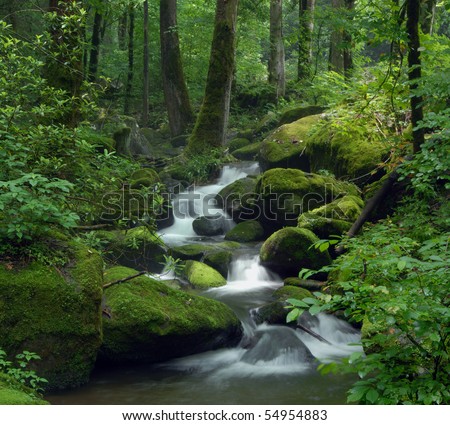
0,349,48,393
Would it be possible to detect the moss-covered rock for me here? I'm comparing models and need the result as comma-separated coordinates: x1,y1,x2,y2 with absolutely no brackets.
182,261,227,289
297,195,363,238
259,115,321,171
260,227,331,276
253,285,312,325
216,177,259,222
129,168,161,190
169,243,215,261
305,117,389,183
0,242,103,390
0,373,49,405
101,267,241,363
96,227,166,273
224,221,264,243
284,277,326,291
203,251,233,278
278,105,326,126
228,137,251,152
231,142,262,161
257,168,359,229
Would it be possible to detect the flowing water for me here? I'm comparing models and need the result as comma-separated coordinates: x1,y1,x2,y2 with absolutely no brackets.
46,163,361,405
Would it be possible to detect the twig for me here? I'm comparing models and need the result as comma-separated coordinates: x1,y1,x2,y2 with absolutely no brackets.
296,324,332,345
103,271,147,289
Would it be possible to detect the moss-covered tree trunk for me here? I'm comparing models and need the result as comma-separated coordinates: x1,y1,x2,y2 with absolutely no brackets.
142,0,149,125
269,0,285,99
186,0,239,155
297,0,315,81
407,0,425,153
124,3,135,115
160,0,194,137
118,11,128,50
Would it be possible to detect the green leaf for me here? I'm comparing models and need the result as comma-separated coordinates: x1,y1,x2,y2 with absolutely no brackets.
286,308,302,323
397,260,407,271
365,388,379,404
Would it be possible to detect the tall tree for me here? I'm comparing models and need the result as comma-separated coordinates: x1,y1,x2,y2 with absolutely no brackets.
297,0,315,81
268,0,285,99
329,0,354,77
406,0,425,153
160,0,193,137
88,2,103,82
142,0,149,125
186,0,239,155
124,2,135,115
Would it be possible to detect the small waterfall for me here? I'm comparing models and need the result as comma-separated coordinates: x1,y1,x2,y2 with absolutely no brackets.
158,163,257,245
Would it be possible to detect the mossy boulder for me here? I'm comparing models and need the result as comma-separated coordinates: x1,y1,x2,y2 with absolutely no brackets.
257,168,359,230
259,114,321,171
129,168,161,190
101,267,241,363
231,142,262,161
96,227,166,273
278,105,326,126
203,251,233,278
297,195,363,238
182,261,227,289
0,242,103,390
216,177,259,222
305,117,389,183
284,277,326,292
260,227,331,276
169,243,216,261
228,137,251,152
224,221,264,243
0,373,49,405
254,285,313,325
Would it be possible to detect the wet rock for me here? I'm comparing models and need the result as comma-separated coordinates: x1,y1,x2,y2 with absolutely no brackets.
192,214,226,236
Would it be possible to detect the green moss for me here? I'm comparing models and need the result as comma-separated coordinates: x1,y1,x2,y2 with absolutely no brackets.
259,114,321,171
257,168,359,228
298,213,352,238
274,285,312,301
309,195,364,222
231,142,262,160
0,373,48,405
224,221,264,242
129,168,160,189
0,242,103,390
169,242,240,262
260,227,331,275
182,261,227,289
283,277,325,291
216,177,258,221
101,266,241,362
203,251,233,278
228,137,251,152
97,227,166,273
278,105,326,126
306,118,389,182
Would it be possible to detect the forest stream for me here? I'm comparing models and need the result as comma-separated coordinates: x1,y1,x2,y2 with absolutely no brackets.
46,163,362,405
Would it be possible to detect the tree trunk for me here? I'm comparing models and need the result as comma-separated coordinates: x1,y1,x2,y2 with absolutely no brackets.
420,0,436,35
268,0,285,99
124,4,135,115
329,0,354,77
186,0,239,155
407,0,425,153
118,11,128,50
88,8,102,82
142,0,149,125
298,0,315,81
160,0,194,137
